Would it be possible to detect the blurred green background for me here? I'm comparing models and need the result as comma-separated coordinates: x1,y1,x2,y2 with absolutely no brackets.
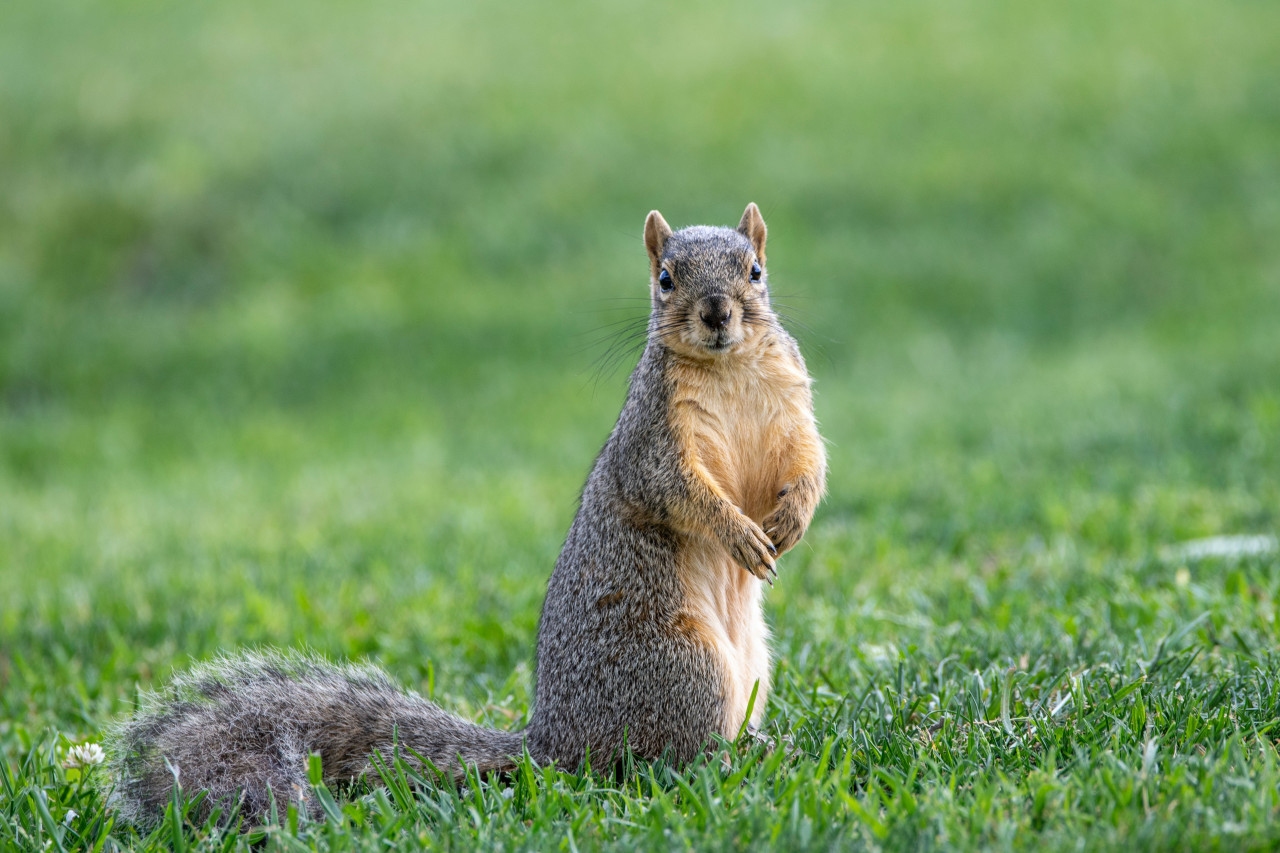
3,0,1279,783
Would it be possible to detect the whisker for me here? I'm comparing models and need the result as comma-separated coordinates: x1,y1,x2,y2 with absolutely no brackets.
572,317,651,348
764,292,817,301
579,312,691,392
571,315,651,339
588,341,650,392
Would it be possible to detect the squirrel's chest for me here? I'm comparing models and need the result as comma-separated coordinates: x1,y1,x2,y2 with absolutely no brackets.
674,358,812,521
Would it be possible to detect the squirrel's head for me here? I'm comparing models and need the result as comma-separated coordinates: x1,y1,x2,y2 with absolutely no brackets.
643,203,773,360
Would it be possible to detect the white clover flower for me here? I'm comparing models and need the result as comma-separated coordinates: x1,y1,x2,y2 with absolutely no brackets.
63,742,106,769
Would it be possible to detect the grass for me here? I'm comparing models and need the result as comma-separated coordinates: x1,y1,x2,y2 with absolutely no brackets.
2,0,1280,849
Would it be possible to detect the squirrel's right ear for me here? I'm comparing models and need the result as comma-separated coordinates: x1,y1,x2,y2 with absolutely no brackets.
644,210,673,268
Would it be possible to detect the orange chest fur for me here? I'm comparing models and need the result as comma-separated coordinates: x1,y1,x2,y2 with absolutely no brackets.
669,347,813,521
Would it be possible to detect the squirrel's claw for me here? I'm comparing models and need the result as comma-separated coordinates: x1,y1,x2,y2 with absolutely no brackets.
762,509,803,556
729,516,778,583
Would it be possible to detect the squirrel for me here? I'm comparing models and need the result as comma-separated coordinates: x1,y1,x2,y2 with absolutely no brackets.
107,203,827,828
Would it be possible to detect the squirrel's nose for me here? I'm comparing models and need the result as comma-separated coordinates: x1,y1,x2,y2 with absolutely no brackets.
700,298,732,330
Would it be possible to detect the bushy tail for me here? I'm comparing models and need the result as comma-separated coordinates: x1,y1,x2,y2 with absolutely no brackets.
106,650,523,828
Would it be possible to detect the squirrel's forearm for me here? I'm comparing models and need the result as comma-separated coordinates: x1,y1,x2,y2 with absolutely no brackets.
669,455,753,539
783,424,827,511
763,422,827,555
611,409,751,540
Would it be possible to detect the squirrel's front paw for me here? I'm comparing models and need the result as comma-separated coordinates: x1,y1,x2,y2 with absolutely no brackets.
762,498,806,555
725,516,777,584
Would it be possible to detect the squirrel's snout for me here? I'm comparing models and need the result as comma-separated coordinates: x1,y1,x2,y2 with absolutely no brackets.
699,296,733,331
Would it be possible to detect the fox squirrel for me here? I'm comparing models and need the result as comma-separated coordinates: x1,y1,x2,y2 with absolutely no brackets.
108,203,827,827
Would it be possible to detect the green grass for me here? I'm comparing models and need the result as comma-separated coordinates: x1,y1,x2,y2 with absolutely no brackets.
3,0,1280,849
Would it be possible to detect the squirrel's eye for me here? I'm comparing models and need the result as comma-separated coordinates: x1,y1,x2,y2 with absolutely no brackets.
750,262,762,282
658,269,674,292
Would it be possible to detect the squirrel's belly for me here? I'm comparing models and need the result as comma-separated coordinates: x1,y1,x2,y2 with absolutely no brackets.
677,538,772,737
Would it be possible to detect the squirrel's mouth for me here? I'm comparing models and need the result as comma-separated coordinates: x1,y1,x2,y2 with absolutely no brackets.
701,330,740,353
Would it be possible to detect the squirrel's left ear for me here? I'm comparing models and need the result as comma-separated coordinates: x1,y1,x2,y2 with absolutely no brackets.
737,202,767,262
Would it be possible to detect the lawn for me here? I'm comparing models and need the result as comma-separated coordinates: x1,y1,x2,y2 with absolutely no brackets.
2,0,1279,849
